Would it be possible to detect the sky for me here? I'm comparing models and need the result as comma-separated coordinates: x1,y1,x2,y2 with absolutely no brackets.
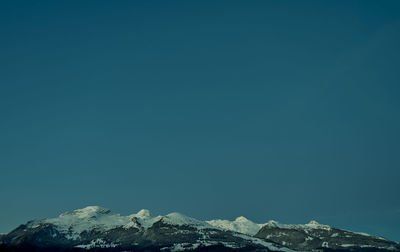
0,0,400,241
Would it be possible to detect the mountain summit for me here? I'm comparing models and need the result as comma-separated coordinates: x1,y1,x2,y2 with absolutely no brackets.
1,206,398,252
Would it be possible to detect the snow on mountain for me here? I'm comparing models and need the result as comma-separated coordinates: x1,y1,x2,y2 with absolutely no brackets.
163,212,212,229
232,233,294,252
3,206,399,252
35,206,161,240
22,206,378,244
206,216,264,235
5,206,298,252
255,219,397,252
304,220,332,230
136,209,151,219
206,216,334,235
28,206,214,240
131,209,162,228
263,219,332,231
32,206,335,237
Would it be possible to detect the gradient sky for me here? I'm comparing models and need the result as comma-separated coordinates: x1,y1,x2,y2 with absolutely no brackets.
1,0,400,241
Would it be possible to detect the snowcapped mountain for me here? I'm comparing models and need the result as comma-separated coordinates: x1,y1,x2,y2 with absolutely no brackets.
0,206,290,252
255,219,399,251
1,206,399,252
206,216,263,236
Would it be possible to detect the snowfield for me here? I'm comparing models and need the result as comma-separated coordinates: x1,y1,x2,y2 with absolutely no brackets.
36,206,344,240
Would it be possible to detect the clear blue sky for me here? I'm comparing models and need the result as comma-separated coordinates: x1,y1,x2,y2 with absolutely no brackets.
1,0,399,241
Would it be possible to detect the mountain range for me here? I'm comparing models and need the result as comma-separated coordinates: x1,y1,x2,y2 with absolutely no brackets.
1,206,399,252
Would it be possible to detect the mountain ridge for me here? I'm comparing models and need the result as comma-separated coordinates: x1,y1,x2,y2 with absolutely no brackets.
1,206,398,252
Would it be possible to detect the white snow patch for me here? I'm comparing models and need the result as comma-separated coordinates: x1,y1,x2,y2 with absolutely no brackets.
166,243,201,252
75,238,118,249
163,212,212,229
341,244,356,247
306,220,331,230
233,233,294,252
264,219,331,231
36,206,161,240
206,216,264,235
165,241,242,252
356,232,372,236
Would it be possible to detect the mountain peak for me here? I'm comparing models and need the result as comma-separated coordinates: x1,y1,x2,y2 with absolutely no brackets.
235,216,250,222
206,216,262,236
163,212,210,228
60,206,112,218
265,220,280,227
308,220,319,225
136,209,151,218
304,219,331,230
